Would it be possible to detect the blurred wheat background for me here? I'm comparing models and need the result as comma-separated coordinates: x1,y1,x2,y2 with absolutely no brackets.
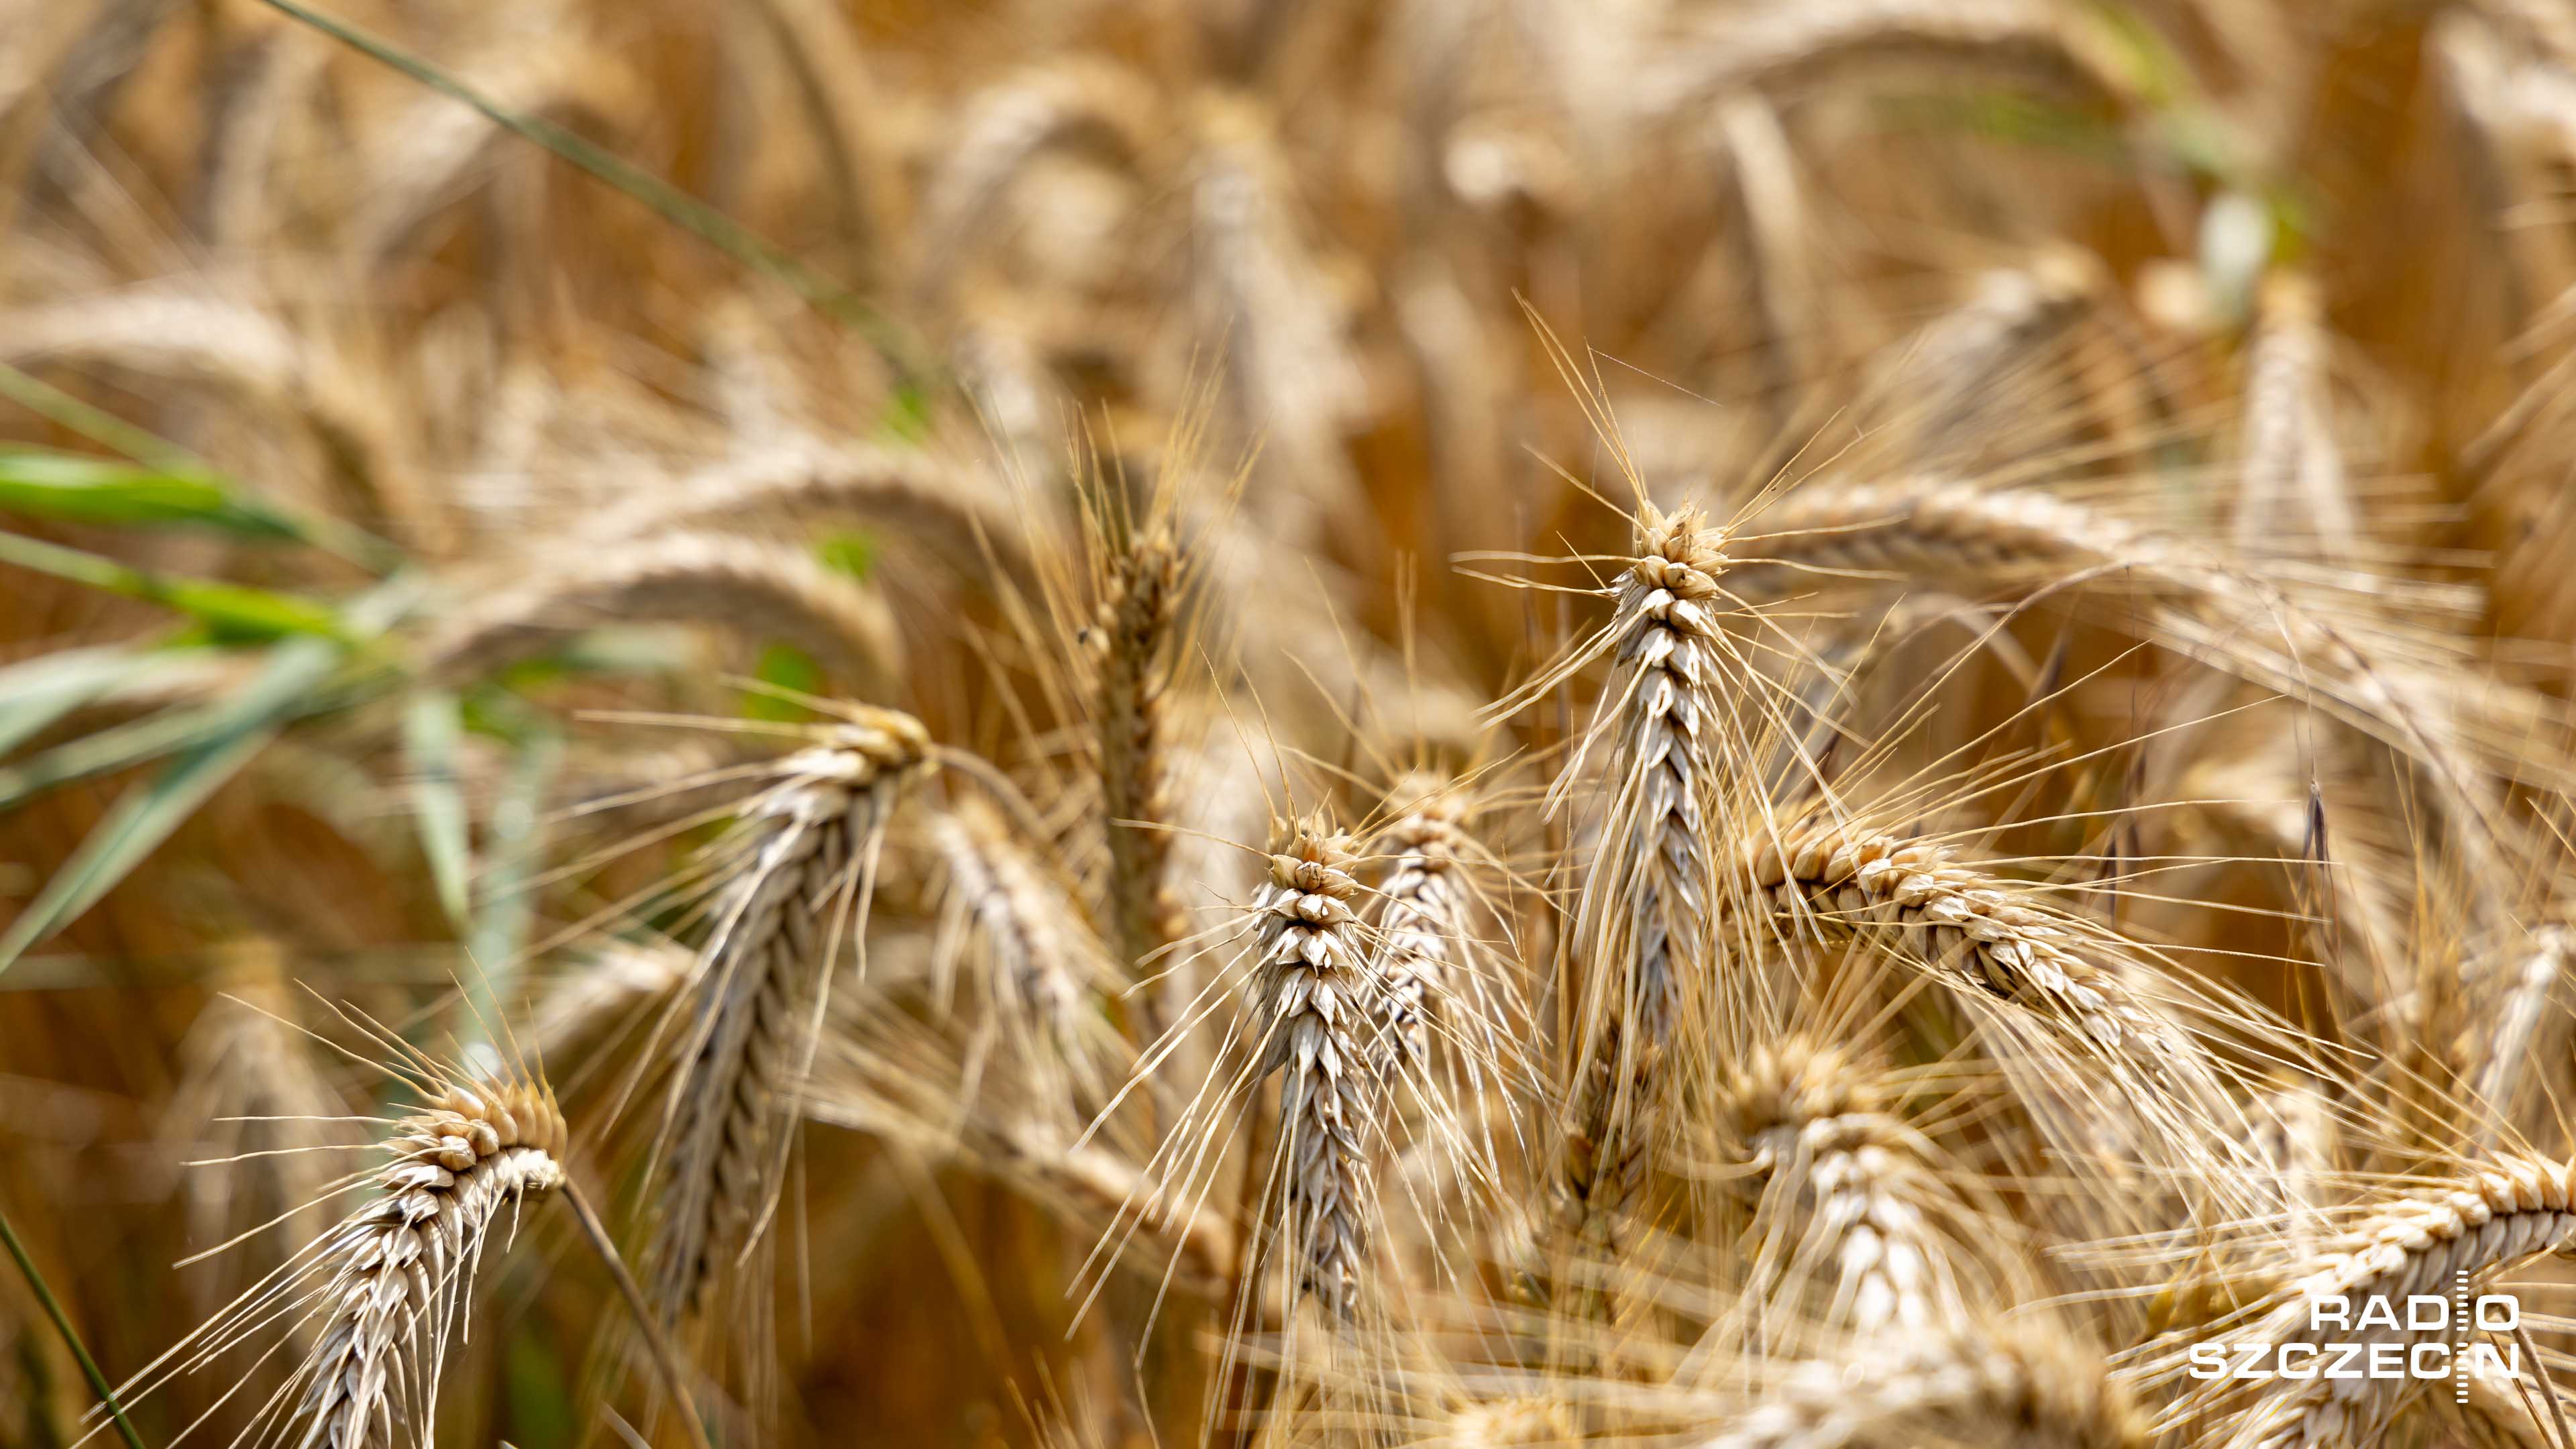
7,0,2576,1446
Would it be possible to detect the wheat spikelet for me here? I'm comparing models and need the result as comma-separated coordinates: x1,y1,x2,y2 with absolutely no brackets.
423,531,904,696
1731,476,2536,897
1092,522,1189,976
2237,273,2361,565
1651,0,2139,115
1559,502,1732,1248
928,793,1122,1119
570,439,1032,584
1727,813,2269,1223
1861,246,2102,462
1248,815,1383,1319
914,60,1151,302
287,1075,566,1449
2182,1155,2576,1447
1371,775,1475,1086
1717,1036,2000,1340
648,709,928,1322
1706,1316,2146,1448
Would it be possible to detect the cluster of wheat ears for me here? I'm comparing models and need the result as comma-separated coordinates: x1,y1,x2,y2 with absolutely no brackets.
17,0,2576,1446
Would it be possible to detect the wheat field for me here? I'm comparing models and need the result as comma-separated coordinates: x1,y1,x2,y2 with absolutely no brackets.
6,0,2576,1445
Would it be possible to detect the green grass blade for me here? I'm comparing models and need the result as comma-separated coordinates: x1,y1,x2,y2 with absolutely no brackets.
0,1203,148,1449
0,648,155,758
0,530,346,641
0,578,419,975
462,728,560,1059
0,707,283,973
0,361,201,474
0,364,403,570
404,691,473,931
0,447,303,541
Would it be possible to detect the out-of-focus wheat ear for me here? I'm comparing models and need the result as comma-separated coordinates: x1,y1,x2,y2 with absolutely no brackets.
1559,503,1735,1256
1647,0,2142,117
1705,1314,2147,1448
2169,1155,2576,1447
912,59,1152,303
1190,91,1370,543
1092,522,1189,981
421,531,905,698
347,16,635,263
1714,1036,2012,1345
2432,13,2576,344
928,793,1126,1121
193,15,328,247
1370,773,1534,1199
2246,1070,2339,1263
1247,815,1385,1320
2467,925,2573,1146
1730,474,2540,911
1728,814,2278,1226
527,939,693,1097
2238,272,2362,566
735,0,891,286
161,946,359,1347
292,1069,570,1449
1715,95,1822,428
1856,246,2102,466
647,708,929,1326
572,440,1035,586
2456,1357,2576,1449
0,288,429,547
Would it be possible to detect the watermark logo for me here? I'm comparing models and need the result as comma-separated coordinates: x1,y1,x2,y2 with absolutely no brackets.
2187,1275,2518,1393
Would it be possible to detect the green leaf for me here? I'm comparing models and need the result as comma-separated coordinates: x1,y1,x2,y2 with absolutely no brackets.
462,727,559,1057
0,447,307,540
0,366,405,570
0,702,285,975
745,643,824,722
0,579,421,979
0,530,346,641
816,529,878,580
0,648,155,757
872,382,933,445
403,691,472,930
